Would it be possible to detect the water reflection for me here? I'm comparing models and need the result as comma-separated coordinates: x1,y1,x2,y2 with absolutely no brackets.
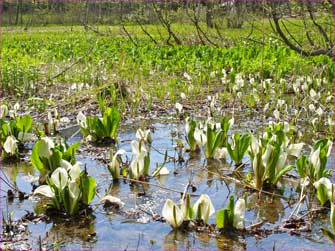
216,232,246,251
163,229,192,250
248,193,285,224
44,216,97,249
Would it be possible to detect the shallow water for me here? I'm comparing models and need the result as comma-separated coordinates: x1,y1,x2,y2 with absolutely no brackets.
1,120,334,250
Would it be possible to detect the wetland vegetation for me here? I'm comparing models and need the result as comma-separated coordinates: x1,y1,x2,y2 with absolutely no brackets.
0,0,334,250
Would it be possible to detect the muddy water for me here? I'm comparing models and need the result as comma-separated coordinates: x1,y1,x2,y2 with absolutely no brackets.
1,120,334,250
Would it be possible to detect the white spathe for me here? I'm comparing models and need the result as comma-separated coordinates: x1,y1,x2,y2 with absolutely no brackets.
310,147,321,176
68,162,82,181
194,128,207,146
109,149,126,179
162,199,184,228
313,177,334,202
34,185,55,198
0,104,8,119
39,137,55,158
287,143,304,158
131,140,148,157
4,135,18,155
51,167,68,190
77,111,87,129
192,194,215,224
175,102,183,113
130,156,145,179
60,159,72,170
262,143,274,168
233,198,246,229
275,151,287,173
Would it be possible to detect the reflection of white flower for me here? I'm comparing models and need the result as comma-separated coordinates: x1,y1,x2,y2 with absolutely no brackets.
4,136,18,155
213,147,228,160
152,166,170,177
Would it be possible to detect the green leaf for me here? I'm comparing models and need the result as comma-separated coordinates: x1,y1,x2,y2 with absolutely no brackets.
216,209,225,229
63,141,80,164
273,165,294,185
49,149,62,172
237,133,251,164
16,115,32,133
296,155,307,178
81,176,96,205
316,184,330,206
321,228,335,241
227,195,235,225
63,187,71,215
186,119,197,151
31,141,44,171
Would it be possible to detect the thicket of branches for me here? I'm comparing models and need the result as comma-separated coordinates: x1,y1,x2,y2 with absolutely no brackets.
3,0,334,57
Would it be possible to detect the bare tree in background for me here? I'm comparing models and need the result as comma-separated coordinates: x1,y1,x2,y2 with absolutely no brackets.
268,0,333,57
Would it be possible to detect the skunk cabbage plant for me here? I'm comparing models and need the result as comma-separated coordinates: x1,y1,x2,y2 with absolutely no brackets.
34,162,96,216
77,107,120,143
31,137,80,177
216,195,246,230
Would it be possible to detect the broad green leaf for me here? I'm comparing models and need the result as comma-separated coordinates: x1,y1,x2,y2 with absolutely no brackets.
16,115,32,133
31,141,44,171
81,176,96,205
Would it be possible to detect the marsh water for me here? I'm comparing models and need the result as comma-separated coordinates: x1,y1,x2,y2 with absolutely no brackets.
1,116,334,250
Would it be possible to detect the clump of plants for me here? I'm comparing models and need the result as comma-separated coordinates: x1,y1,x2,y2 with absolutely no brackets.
0,104,35,159
247,121,305,190
77,106,120,144
216,195,246,230
31,137,80,180
162,194,215,229
185,116,233,160
296,139,333,183
313,177,335,241
34,161,96,216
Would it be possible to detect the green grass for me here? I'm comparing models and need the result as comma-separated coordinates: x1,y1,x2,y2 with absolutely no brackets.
1,24,333,118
